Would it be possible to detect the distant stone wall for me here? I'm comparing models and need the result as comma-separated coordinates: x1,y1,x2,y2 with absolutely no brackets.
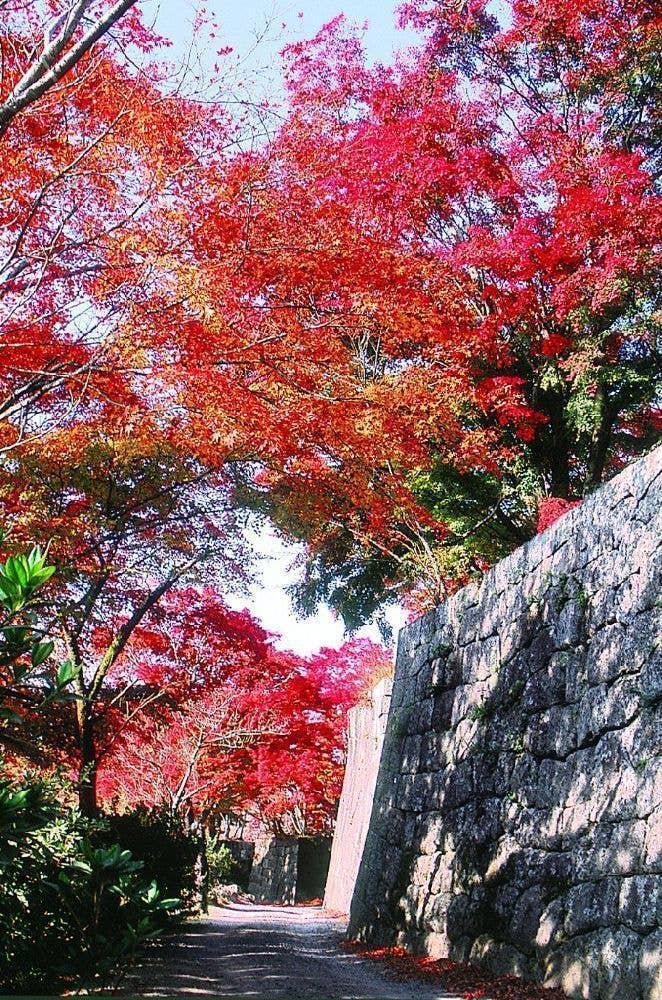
349,447,662,1000
248,837,298,904
324,678,393,914
218,839,254,890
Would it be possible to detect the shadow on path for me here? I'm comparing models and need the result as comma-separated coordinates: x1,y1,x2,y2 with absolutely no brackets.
123,903,459,999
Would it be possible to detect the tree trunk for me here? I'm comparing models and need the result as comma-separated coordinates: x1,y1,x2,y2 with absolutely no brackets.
529,377,571,498
585,386,615,491
547,403,571,497
196,827,209,914
76,704,98,816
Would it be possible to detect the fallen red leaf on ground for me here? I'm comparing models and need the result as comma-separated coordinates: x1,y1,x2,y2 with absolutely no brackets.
343,942,568,1000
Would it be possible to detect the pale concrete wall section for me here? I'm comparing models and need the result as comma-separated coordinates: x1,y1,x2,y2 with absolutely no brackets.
349,446,662,1000
324,678,393,915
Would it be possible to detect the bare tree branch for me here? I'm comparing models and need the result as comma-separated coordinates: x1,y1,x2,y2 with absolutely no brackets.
89,551,205,702
0,0,139,138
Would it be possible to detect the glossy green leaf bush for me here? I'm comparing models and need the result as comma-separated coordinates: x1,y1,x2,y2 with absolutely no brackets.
0,773,180,993
0,541,181,993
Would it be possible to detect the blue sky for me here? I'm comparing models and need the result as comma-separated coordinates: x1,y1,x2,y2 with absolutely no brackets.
137,0,410,655
141,0,417,112
147,0,414,68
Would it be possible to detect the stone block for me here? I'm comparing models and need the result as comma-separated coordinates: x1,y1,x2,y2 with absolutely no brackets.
429,656,447,691
639,929,662,1000
589,549,635,591
563,878,620,936
500,613,536,663
477,635,501,680
410,697,434,734
411,852,439,888
535,897,565,952
575,684,608,746
417,812,444,855
616,570,655,621
443,760,475,810
644,806,662,869
412,644,432,675
618,875,660,933
529,757,573,809
585,622,628,685
401,734,422,773
421,928,452,959
453,679,497,727
529,704,577,759
523,665,570,715
419,731,443,770
431,689,455,730
553,596,587,649
419,610,439,647
509,885,548,954
469,935,533,978
561,646,588,702
430,855,454,895
410,773,439,812
546,927,643,1000
571,818,647,879
575,677,640,748
586,586,618,635
515,806,564,850
640,641,662,705
446,890,486,939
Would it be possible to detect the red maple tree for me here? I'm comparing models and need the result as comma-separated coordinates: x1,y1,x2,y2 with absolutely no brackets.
96,589,389,834
181,0,659,611
1,0,659,816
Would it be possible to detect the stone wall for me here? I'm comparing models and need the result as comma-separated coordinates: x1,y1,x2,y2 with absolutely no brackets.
248,836,298,904
248,835,332,903
349,446,661,1000
218,839,254,890
324,678,393,914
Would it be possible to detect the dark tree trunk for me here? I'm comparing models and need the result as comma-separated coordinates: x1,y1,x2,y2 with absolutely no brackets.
530,382,572,498
190,814,209,913
585,386,616,490
77,706,98,817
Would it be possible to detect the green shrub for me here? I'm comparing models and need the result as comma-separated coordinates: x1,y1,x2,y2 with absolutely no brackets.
101,807,200,909
0,539,185,992
0,775,178,994
206,834,233,897
0,539,81,759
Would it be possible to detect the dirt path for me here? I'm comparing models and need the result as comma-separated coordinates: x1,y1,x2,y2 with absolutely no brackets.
125,903,461,998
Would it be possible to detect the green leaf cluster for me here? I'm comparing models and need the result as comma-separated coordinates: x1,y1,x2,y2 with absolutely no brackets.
0,546,55,613
0,773,181,993
0,537,81,756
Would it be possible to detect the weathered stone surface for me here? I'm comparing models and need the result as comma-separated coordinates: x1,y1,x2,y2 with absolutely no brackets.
639,929,662,1000
563,878,620,936
545,927,643,1000
248,836,298,904
344,446,662,1000
618,875,661,933
470,935,532,977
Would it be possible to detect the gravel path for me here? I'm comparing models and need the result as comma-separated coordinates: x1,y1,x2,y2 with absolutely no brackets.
125,903,460,999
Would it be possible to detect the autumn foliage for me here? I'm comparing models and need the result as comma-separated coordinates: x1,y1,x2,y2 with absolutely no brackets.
0,0,660,826
536,497,582,534
205,0,659,611
344,942,568,1000
95,591,388,833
